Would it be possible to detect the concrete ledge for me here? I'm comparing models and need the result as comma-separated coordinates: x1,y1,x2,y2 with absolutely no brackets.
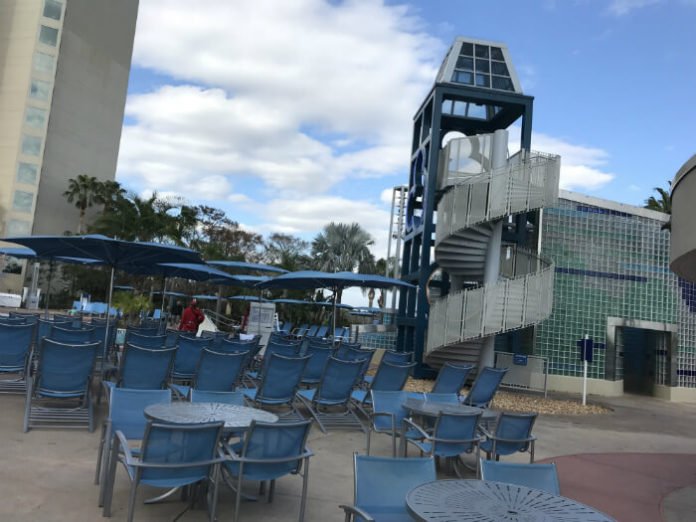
546,375,624,397
655,384,696,403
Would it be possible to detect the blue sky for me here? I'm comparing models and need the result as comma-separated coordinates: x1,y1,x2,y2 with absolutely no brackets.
116,0,696,262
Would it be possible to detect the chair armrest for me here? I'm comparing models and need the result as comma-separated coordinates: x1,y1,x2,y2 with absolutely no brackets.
223,449,314,465
114,430,135,464
370,411,395,432
478,426,493,438
486,434,537,443
401,418,430,440
339,504,376,522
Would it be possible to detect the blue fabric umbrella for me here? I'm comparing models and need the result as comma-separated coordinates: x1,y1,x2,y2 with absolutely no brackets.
228,295,268,302
192,294,219,301
272,298,353,309
207,260,288,274
152,290,188,298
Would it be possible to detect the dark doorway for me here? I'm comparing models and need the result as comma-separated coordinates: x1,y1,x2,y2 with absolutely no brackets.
617,327,670,395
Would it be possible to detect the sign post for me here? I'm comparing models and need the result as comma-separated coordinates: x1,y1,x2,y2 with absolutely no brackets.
578,334,593,406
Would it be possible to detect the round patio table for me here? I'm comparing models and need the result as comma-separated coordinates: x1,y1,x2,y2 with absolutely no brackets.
145,402,278,430
406,479,615,521
403,398,498,422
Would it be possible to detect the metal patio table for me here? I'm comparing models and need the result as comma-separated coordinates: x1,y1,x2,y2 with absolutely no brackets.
145,401,278,430
403,398,498,422
406,479,615,521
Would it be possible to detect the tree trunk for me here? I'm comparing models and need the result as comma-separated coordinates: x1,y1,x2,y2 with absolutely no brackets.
78,207,86,234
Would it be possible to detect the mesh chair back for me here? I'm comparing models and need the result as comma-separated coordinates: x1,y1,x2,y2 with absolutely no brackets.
140,421,223,483
315,357,363,403
128,326,159,336
480,461,560,494
314,325,329,338
371,362,415,392
262,340,301,371
219,338,257,354
0,322,35,371
172,336,213,377
304,325,319,338
190,389,245,405
54,314,82,328
165,329,180,347
465,367,508,407
301,344,333,384
238,420,312,479
381,350,411,365
432,363,473,394
0,316,28,325
193,349,247,391
36,319,69,345
423,392,461,404
109,387,171,439
36,338,100,395
339,341,361,350
119,344,176,389
370,390,410,430
431,411,482,456
279,322,293,334
306,338,333,350
257,354,310,403
49,325,95,344
354,454,436,514
494,413,537,454
125,331,168,349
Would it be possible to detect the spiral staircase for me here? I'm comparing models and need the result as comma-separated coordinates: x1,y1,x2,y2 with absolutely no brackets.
425,134,561,369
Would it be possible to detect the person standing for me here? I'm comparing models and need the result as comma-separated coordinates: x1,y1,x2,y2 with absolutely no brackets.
178,298,204,333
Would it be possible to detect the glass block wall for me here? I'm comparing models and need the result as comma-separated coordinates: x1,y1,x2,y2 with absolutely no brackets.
535,194,696,388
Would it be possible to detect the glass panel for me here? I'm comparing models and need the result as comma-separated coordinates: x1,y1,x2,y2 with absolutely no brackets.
474,44,489,58
43,0,63,20
467,104,487,119
476,59,490,73
7,220,31,236
456,56,474,70
441,99,453,114
459,42,473,56
13,191,34,213
490,47,504,61
17,163,39,184
24,107,47,129
21,135,42,157
454,70,473,85
39,25,58,46
491,61,509,76
452,100,467,117
29,79,51,100
492,76,514,91
475,74,490,88
33,52,55,74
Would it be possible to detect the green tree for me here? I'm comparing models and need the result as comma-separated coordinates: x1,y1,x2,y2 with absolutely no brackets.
264,233,311,271
644,183,671,214
63,174,104,233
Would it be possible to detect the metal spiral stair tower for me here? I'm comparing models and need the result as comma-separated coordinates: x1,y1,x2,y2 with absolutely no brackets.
396,37,561,375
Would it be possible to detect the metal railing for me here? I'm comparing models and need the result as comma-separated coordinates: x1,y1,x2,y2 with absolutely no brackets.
351,323,398,351
494,351,548,397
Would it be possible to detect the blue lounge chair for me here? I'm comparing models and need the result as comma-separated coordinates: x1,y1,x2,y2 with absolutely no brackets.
296,357,365,433
221,420,313,522
0,322,35,393
480,412,538,462
115,344,176,390
124,331,168,349
300,343,333,386
23,338,101,432
190,389,246,406
171,349,247,398
126,326,159,337
334,347,375,387
480,460,560,494
171,336,213,381
302,325,319,338
462,366,508,407
362,350,411,386
247,339,301,381
102,420,225,522
49,325,95,343
243,354,310,417
432,363,474,395
351,361,416,414
313,325,329,339
340,454,436,521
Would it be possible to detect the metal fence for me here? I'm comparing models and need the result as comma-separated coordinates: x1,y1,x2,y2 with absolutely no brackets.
351,323,398,351
494,351,548,397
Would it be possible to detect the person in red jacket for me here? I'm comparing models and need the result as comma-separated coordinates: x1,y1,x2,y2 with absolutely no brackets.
178,298,205,333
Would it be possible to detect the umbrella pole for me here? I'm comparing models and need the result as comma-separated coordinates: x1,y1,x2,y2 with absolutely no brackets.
103,267,115,364
160,277,167,319
332,286,338,341
44,259,54,319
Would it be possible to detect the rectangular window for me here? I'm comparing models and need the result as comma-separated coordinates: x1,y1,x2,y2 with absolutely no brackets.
6,220,31,236
24,107,47,129
39,25,58,46
33,52,55,74
43,0,63,20
29,79,51,100
12,191,34,213
17,163,39,184
21,135,42,157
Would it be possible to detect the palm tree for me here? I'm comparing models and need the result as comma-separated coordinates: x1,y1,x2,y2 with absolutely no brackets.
644,183,671,214
63,174,103,233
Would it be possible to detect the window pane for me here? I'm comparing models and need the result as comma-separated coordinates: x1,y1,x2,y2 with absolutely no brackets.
454,70,473,85
476,74,490,88
476,59,490,73
21,135,42,157
33,52,55,74
13,191,34,213
490,47,504,61
459,42,473,56
39,25,58,46
7,220,31,236
492,76,514,91
456,56,473,70
29,79,51,100
17,163,39,184
491,61,509,76
43,0,63,20
25,107,47,129
475,44,489,58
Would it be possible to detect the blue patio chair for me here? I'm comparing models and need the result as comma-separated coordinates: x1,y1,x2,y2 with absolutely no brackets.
303,337,333,353
102,420,225,522
190,389,246,406
165,328,180,347
291,323,309,338
124,331,168,349
461,366,508,408
220,419,313,522
480,460,560,494
480,412,538,462
402,410,483,476
362,350,411,386
296,357,364,433
422,392,461,404
49,324,95,343
171,336,213,381
127,326,160,336
171,349,247,398
338,341,362,350
23,338,100,432
247,339,301,380
432,363,474,395
367,390,425,457
302,325,319,338
243,354,310,417
35,318,70,343
300,343,333,386
114,344,176,390
313,325,329,339
0,322,35,393
351,361,416,414
339,453,436,522
334,347,375,387
95,387,171,498
0,316,28,325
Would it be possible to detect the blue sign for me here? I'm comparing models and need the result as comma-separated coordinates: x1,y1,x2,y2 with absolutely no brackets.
513,354,528,366
577,337,594,363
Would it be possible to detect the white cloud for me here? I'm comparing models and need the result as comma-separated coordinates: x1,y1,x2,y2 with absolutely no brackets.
607,0,661,16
